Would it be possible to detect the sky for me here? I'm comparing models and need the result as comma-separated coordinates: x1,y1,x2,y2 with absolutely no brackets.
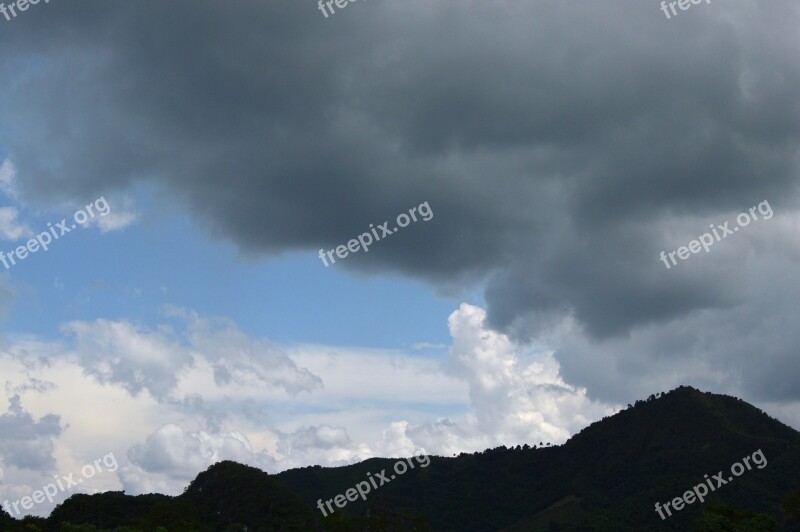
1,0,799,518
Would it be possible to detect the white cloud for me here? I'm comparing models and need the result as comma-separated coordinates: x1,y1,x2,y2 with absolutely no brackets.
275,425,372,470
0,160,34,242
0,305,617,499
185,315,323,397
123,423,275,494
0,311,335,510
63,320,190,401
287,345,465,406
82,195,138,233
91,210,138,233
0,207,33,241
374,304,616,456
0,159,18,199
60,312,322,402
121,422,373,494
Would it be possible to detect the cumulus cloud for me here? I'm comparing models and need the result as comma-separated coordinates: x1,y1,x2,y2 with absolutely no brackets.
63,320,190,401
61,311,321,402
124,424,273,488
276,425,371,469
184,315,323,397
376,304,615,455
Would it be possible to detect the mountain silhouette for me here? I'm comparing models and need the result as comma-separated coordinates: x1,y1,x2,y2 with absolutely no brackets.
3,386,799,531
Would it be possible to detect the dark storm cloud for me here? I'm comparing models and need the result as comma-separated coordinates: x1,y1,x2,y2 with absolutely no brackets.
1,0,799,400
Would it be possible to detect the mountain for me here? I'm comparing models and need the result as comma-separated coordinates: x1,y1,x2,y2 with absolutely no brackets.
33,462,320,532
278,386,800,530
4,386,799,531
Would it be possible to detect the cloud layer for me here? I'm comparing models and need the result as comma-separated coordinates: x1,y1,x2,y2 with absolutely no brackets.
1,3,799,518
0,304,615,512
1,0,798,403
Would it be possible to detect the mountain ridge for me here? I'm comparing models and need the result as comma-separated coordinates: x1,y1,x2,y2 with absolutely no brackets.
2,385,798,531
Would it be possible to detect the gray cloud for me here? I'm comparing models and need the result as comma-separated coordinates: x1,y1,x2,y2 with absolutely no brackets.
62,312,322,402
183,314,323,396
63,319,192,401
0,395,63,471
1,0,799,401
126,424,274,482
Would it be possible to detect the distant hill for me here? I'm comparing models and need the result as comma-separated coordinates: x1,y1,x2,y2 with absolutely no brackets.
4,386,800,531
